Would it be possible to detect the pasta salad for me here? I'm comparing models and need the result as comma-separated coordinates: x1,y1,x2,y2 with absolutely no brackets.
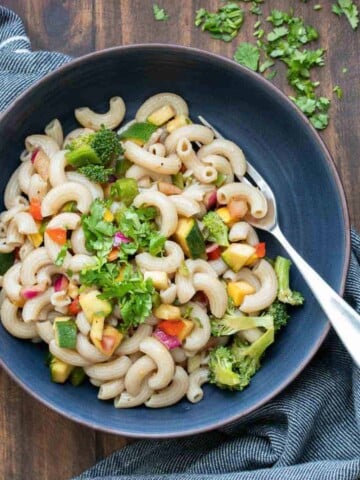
0,93,303,408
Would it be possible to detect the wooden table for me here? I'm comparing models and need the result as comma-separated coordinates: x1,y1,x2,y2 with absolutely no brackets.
0,1,359,478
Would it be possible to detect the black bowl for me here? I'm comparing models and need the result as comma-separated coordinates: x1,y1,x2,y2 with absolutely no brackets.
0,45,350,437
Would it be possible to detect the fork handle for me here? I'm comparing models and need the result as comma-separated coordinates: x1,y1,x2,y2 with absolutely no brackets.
273,226,360,367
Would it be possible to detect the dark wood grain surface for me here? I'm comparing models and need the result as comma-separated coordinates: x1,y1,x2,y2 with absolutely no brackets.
0,1,359,479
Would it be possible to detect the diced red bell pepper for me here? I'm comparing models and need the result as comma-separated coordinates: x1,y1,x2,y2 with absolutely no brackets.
68,297,81,315
206,243,221,260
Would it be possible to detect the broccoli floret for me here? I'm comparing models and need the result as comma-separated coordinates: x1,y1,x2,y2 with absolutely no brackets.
209,324,275,392
90,126,123,165
211,313,273,337
265,300,290,332
208,346,242,390
202,211,229,247
66,127,122,168
230,327,274,390
78,165,114,183
274,256,304,306
111,178,139,206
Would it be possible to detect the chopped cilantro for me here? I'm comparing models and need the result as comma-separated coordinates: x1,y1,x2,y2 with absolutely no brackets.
80,264,155,331
153,4,169,21
234,42,261,71
333,85,344,99
235,9,332,129
332,0,359,30
342,67,348,74
116,206,166,257
195,3,244,42
81,199,116,263
55,243,69,266
314,5,322,10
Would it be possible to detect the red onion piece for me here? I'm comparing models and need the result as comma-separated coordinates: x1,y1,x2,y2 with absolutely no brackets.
205,190,217,210
53,275,69,292
153,328,181,350
113,231,131,247
30,148,39,164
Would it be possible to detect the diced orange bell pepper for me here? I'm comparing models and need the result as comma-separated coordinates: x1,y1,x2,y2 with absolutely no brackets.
108,247,119,262
46,227,67,245
158,320,185,338
255,242,266,258
29,198,43,221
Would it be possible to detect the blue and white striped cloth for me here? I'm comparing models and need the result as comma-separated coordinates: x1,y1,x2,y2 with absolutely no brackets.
0,6,359,480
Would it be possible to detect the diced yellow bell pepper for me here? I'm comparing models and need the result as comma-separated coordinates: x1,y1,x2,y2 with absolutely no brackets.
216,207,237,227
177,319,194,341
92,325,123,356
166,115,191,133
148,105,176,126
28,232,43,247
144,271,169,290
154,304,181,320
90,316,105,342
227,281,256,307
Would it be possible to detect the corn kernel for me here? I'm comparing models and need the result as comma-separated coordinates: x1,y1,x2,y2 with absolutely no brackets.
103,209,114,222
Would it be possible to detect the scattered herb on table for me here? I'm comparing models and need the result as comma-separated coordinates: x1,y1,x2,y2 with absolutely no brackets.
332,0,359,30
234,42,261,71
333,85,344,99
195,3,244,42
153,3,169,21
232,9,331,130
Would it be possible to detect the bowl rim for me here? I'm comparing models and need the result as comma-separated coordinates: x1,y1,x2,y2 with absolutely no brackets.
0,43,351,438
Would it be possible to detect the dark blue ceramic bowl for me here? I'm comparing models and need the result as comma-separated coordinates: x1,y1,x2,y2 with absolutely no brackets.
0,45,350,438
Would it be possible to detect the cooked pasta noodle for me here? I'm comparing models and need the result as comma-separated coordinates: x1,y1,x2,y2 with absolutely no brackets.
123,141,181,175
133,191,178,237
75,96,126,130
136,93,189,122
45,119,64,147
187,367,209,403
198,139,247,179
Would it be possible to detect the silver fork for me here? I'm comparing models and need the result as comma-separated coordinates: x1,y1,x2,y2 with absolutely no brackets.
199,115,360,367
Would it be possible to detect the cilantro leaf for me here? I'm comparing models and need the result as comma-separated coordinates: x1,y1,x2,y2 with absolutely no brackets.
116,206,166,257
234,42,261,71
333,85,344,99
195,3,244,42
153,3,169,21
80,264,155,331
81,199,116,263
332,0,359,29
55,243,69,266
